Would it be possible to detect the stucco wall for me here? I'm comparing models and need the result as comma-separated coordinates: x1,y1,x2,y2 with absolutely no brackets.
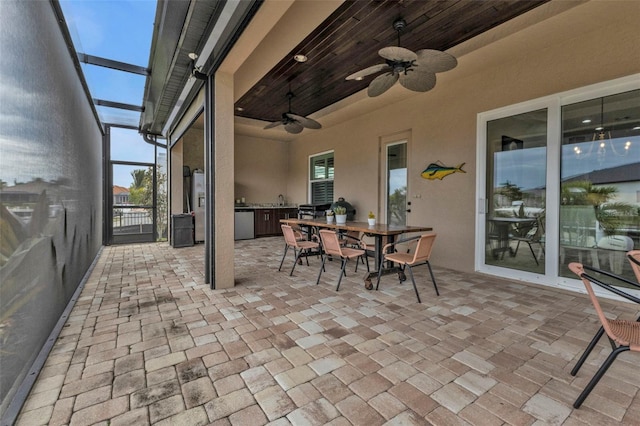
214,72,236,289
183,127,205,174
170,139,184,214
235,134,290,205
281,0,640,273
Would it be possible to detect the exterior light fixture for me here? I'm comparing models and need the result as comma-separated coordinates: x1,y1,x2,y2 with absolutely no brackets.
293,54,308,63
188,52,207,80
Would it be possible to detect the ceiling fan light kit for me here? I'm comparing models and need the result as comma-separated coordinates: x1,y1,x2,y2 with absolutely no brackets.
346,18,457,97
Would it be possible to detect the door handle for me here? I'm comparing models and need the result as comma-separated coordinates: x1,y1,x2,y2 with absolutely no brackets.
406,209,411,213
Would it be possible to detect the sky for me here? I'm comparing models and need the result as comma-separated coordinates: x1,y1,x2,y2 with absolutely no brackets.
59,0,158,187
6,2,637,191
495,136,640,191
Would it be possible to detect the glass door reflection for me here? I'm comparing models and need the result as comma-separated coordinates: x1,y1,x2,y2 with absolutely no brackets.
560,90,640,282
485,109,547,273
386,142,407,226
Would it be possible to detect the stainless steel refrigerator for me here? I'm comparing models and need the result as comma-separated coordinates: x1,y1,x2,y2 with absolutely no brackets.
191,170,205,242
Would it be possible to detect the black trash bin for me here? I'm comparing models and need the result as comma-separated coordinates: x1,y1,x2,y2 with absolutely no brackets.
171,214,194,247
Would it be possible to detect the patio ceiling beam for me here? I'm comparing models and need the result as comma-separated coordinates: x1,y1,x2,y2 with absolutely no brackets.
78,52,150,76
93,99,144,112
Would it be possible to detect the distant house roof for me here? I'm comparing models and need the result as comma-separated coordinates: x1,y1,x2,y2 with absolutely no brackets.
564,162,640,185
113,185,129,195
0,179,58,194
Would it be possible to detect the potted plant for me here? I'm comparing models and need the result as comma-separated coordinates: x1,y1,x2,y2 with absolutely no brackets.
326,210,334,223
367,211,376,226
334,206,347,224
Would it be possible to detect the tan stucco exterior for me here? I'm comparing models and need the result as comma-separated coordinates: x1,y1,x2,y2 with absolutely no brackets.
170,139,184,214
169,1,639,286
214,71,236,288
228,0,640,276
234,134,290,205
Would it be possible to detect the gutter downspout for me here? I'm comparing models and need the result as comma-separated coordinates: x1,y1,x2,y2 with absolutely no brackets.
141,127,167,148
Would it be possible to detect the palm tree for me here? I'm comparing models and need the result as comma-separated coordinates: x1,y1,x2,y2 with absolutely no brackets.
129,169,147,205
131,169,146,189
561,180,634,235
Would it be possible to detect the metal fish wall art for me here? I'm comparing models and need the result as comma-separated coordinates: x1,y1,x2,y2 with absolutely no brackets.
421,161,466,180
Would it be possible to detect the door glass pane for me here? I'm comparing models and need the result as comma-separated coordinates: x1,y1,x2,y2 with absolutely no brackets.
485,109,547,273
387,143,407,226
560,90,640,282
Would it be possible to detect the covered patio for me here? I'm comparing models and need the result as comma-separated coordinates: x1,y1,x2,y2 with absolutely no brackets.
15,238,640,425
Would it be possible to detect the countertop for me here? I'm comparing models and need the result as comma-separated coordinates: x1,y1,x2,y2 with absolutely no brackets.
235,204,298,210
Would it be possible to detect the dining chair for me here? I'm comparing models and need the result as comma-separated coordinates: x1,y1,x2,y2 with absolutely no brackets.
569,254,640,381
486,219,507,260
628,250,640,281
340,230,373,272
278,224,321,276
567,262,640,408
316,229,369,291
375,233,439,303
511,214,545,265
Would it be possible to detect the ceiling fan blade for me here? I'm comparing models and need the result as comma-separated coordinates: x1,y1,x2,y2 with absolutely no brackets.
287,113,321,129
415,49,457,73
367,73,398,97
284,121,304,134
346,63,389,80
399,70,436,92
264,120,283,129
379,46,417,62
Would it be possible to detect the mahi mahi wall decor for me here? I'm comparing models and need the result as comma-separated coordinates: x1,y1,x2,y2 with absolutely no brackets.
421,161,466,180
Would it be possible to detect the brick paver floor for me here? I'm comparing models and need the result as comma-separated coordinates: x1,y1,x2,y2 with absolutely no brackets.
15,238,640,425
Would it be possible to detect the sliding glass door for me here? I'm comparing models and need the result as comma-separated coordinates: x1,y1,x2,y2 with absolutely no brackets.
484,109,547,274
478,76,639,289
560,89,640,282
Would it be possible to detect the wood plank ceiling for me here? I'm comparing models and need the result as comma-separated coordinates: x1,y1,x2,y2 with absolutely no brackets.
234,0,549,125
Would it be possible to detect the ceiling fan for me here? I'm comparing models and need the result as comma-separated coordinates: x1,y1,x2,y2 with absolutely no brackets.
346,18,457,97
264,91,322,134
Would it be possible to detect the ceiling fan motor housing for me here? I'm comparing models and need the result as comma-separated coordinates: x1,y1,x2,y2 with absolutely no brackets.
346,16,457,97
393,18,407,32
263,89,322,133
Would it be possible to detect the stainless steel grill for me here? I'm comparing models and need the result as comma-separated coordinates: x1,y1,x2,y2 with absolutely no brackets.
298,203,331,219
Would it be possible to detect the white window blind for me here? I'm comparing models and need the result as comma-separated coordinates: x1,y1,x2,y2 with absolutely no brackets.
310,152,334,204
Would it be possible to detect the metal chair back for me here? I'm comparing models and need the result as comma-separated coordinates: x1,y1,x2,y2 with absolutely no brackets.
628,250,640,282
409,233,436,265
319,229,343,257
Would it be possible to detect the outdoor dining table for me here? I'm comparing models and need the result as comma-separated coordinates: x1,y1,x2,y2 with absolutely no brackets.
280,217,433,289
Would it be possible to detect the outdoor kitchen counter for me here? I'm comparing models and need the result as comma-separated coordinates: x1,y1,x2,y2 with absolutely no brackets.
235,205,299,237
234,205,299,209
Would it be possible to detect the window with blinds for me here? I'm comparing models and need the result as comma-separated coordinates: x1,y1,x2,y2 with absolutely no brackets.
310,152,334,204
